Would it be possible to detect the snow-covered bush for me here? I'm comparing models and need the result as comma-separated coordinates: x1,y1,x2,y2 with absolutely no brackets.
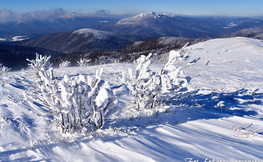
27,54,120,134
26,53,53,82
0,63,11,75
77,58,90,67
0,63,11,85
59,60,71,68
126,43,198,110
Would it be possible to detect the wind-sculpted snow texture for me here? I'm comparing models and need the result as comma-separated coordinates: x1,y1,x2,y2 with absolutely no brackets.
0,37,263,161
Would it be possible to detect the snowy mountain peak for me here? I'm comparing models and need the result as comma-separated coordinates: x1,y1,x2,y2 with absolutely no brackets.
136,12,158,17
116,12,175,25
135,12,174,18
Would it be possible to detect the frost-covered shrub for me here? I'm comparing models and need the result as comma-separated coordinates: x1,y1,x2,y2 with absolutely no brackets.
0,63,11,75
77,58,90,67
27,54,120,134
59,60,71,68
0,63,11,85
26,53,53,82
126,43,198,110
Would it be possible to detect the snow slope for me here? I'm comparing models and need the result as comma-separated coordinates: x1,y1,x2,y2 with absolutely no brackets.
73,28,115,39
184,37,263,91
0,37,263,161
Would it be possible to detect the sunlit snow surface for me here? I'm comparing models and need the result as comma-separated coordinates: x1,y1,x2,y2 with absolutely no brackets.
73,28,115,39
0,37,263,161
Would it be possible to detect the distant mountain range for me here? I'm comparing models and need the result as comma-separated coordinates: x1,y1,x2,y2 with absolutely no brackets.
96,12,252,38
0,9,125,41
1,11,263,40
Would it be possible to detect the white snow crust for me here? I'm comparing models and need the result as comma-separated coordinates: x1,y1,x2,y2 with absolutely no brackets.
73,28,114,39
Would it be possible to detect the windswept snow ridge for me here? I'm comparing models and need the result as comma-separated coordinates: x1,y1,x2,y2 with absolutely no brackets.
73,28,114,39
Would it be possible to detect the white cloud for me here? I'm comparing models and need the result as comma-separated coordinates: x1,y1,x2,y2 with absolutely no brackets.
0,9,18,23
0,8,69,23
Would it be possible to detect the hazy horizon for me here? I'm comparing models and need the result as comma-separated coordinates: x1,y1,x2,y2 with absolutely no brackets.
1,0,263,18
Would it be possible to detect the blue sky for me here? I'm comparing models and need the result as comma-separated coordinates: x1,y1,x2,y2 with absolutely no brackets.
1,0,263,17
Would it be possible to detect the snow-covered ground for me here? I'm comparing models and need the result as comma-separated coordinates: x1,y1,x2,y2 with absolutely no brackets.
0,37,263,161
